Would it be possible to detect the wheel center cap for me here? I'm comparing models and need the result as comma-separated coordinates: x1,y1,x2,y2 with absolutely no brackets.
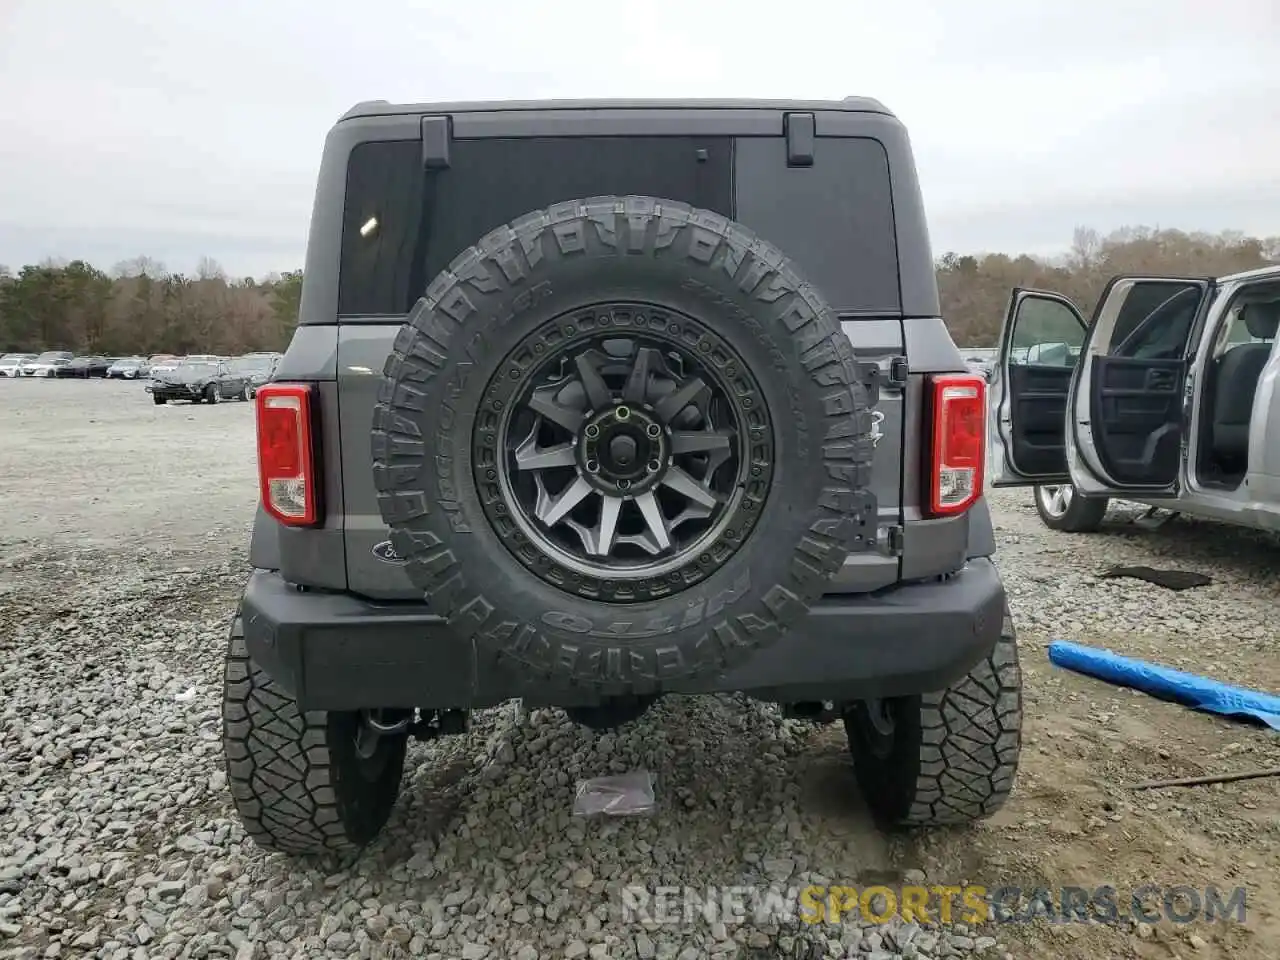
610,435,637,466
578,404,670,494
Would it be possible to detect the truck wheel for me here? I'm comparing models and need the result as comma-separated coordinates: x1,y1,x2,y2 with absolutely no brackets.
153,395,166,405
844,610,1022,827
221,626,407,855
373,196,877,693
1033,483,1108,532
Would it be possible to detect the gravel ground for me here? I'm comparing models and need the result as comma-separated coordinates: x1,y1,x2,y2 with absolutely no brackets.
2,378,1278,960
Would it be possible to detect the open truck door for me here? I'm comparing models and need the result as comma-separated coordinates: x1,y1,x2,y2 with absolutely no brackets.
1066,276,1212,498
989,288,1086,487
989,277,1213,498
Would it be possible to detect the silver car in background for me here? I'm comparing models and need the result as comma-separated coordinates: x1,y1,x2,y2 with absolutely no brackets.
106,356,149,379
22,351,74,377
0,353,37,377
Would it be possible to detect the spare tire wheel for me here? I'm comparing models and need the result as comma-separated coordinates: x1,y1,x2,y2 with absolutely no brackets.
372,196,877,692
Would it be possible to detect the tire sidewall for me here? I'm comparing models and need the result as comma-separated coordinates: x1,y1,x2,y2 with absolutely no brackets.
1033,484,1107,532
374,199,875,691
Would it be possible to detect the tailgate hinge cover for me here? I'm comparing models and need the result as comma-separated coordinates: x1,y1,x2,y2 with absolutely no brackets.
421,115,452,170
855,360,882,407
879,524,905,557
784,112,815,167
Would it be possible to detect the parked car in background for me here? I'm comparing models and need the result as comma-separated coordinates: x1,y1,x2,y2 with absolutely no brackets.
0,353,37,377
147,355,181,379
22,351,74,377
147,359,253,405
107,356,149,379
56,356,113,378
990,269,1280,535
961,347,997,380
227,353,281,397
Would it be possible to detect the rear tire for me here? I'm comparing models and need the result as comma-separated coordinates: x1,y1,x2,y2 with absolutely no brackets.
205,385,220,404
221,626,407,855
844,610,1022,827
152,395,166,406
1033,483,1108,532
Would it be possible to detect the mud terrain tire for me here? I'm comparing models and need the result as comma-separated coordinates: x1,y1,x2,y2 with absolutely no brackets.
372,196,876,694
844,609,1023,826
222,625,406,854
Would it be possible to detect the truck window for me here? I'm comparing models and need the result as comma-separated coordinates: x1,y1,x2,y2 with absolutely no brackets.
338,136,733,317
733,137,899,314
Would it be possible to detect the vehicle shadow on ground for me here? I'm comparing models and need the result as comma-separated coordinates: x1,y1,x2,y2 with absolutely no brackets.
365,694,904,882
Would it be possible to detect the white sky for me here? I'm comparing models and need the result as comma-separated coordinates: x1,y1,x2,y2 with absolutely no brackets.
1,0,1278,278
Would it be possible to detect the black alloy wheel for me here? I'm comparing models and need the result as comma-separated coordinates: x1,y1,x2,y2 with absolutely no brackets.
479,323,767,599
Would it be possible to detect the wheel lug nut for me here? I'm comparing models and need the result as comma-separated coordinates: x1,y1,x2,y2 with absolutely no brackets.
586,459,600,473
617,478,631,489
615,406,631,421
585,424,600,438
645,423,661,438
646,459,661,473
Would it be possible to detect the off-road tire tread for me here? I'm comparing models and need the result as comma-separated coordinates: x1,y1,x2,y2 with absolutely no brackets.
221,630,405,855
371,195,876,690
848,614,1022,827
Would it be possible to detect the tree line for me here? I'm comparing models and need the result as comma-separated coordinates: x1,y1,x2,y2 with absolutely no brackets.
0,257,301,357
1,226,1277,355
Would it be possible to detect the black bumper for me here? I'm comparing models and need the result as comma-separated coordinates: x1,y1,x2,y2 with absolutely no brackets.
148,385,200,400
239,559,1007,711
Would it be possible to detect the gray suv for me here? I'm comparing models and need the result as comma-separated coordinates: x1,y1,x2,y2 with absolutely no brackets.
224,98,1021,855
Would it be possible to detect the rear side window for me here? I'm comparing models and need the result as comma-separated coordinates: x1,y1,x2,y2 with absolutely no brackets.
338,136,733,317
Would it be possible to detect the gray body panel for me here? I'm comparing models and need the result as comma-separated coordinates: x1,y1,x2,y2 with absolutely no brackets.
264,99,981,604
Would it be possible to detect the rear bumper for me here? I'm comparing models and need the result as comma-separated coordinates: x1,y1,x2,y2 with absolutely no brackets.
238,559,1007,711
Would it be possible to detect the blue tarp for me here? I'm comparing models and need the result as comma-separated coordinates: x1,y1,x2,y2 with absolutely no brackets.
1047,640,1280,731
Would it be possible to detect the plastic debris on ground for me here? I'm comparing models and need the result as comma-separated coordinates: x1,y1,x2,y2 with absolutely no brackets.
1099,565,1212,590
1048,640,1280,731
572,771,657,817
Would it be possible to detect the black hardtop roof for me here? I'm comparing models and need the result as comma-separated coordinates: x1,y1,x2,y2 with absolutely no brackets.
340,96,894,122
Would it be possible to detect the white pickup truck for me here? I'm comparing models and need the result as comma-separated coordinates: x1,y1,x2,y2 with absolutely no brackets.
988,264,1280,535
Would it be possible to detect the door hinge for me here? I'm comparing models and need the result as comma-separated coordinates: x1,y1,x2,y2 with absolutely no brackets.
878,524,904,557
887,356,909,388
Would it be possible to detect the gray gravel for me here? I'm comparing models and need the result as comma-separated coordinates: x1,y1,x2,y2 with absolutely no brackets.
2,379,1276,960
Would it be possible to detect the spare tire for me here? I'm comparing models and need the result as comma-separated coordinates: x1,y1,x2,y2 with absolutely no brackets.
372,196,877,693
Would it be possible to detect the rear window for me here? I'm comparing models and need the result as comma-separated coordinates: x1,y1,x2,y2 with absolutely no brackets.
337,133,899,317
734,137,899,313
338,136,733,317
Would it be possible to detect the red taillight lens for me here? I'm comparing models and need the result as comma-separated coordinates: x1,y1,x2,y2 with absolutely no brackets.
927,373,986,517
256,383,318,526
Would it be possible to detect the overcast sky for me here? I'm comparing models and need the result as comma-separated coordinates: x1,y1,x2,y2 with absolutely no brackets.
2,0,1278,278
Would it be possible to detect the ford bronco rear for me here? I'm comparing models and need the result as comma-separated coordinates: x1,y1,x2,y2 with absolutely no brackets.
222,98,1021,855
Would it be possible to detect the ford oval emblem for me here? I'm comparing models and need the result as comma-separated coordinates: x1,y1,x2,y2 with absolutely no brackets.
372,540,406,564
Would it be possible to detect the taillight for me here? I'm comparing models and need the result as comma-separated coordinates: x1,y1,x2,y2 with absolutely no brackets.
255,383,319,526
926,373,986,517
